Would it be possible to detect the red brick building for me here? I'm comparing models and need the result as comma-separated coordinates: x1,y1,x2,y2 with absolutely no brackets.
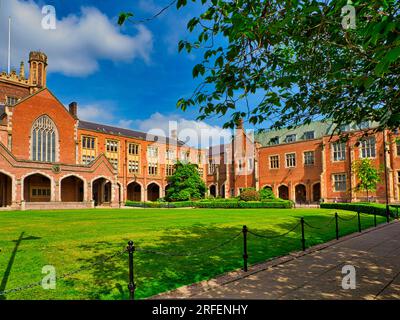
0,51,206,210
1,51,399,210
207,120,400,204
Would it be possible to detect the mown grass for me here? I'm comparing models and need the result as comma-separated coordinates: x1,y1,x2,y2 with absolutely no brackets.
0,208,386,300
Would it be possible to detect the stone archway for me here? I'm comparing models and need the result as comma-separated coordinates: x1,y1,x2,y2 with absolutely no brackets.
127,182,142,201
147,183,160,202
278,185,289,200
209,185,216,197
313,183,321,202
24,173,51,202
0,172,12,207
295,184,307,204
60,176,84,202
92,177,112,206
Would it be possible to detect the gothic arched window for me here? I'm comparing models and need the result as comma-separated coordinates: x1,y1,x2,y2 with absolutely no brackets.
31,115,58,162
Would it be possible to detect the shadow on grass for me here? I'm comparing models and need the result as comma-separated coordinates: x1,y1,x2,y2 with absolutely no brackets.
72,222,302,300
0,232,42,300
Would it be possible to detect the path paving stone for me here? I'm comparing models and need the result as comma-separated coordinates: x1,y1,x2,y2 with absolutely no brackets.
154,221,400,300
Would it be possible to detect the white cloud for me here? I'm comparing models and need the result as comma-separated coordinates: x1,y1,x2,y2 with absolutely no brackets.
77,102,116,123
0,1,153,76
130,112,232,149
77,103,232,148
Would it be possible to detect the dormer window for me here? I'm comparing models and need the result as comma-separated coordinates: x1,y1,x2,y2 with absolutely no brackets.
304,131,315,140
285,134,296,143
358,121,369,130
270,136,279,145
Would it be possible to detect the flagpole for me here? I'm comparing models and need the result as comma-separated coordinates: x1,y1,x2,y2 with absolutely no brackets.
8,16,11,74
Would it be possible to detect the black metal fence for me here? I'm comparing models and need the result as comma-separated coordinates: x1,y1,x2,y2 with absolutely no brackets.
0,210,395,300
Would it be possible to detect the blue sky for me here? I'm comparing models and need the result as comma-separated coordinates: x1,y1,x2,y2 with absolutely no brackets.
0,0,256,147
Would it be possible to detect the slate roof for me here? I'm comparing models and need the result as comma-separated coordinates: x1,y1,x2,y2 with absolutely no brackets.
255,120,379,147
78,120,185,146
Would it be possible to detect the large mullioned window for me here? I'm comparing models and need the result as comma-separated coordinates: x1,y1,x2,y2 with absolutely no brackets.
31,115,58,162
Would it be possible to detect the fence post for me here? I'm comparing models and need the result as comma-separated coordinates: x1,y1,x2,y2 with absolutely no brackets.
374,213,377,227
335,212,339,240
357,211,361,233
127,240,136,300
242,225,248,272
300,218,306,251
387,206,390,223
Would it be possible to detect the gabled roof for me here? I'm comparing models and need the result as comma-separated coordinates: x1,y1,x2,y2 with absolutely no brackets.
78,120,185,146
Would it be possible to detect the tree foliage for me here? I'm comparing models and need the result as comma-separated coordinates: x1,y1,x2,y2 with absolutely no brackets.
352,158,382,200
165,161,207,201
174,0,400,132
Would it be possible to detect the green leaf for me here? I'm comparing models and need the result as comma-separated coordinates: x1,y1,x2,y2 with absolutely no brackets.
117,12,133,26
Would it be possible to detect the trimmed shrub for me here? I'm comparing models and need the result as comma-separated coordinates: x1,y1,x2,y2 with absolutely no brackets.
259,188,276,200
125,199,293,209
320,202,397,217
239,188,260,201
195,200,293,209
125,200,195,208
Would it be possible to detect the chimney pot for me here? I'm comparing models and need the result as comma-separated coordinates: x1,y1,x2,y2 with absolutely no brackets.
69,102,78,118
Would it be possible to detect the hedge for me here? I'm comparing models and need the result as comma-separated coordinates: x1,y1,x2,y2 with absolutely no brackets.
125,201,195,208
194,201,293,209
320,202,397,217
125,200,293,209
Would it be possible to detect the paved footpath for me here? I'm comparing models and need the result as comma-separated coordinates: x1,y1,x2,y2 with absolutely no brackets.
154,221,400,300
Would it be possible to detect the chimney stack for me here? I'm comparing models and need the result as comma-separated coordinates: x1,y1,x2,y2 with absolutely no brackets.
69,102,78,118
171,129,177,140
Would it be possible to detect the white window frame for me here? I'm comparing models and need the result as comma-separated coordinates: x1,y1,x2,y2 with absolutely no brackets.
303,151,315,166
285,153,296,168
333,173,347,192
360,137,376,159
332,142,346,162
269,155,279,169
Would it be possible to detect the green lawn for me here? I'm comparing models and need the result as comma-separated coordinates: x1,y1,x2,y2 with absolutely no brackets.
0,208,386,300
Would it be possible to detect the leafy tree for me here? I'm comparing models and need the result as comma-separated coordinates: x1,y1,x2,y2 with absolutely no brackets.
352,158,382,201
165,161,207,201
170,0,399,132
118,1,399,130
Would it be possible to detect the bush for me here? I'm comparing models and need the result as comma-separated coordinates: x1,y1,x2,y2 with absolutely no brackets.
259,188,276,201
125,199,293,209
195,200,293,209
125,200,195,208
239,188,260,201
320,202,397,217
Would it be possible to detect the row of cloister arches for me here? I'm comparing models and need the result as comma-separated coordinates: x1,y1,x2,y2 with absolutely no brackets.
262,183,321,203
0,172,123,207
127,182,169,202
206,182,321,203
